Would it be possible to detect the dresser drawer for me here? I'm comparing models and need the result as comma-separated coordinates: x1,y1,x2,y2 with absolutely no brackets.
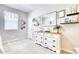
38,32,43,36
40,36,44,45
52,35,61,40
32,32,37,38
49,43,60,53
50,44,58,49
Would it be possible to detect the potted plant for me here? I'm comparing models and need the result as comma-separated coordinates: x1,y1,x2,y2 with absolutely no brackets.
53,25,62,33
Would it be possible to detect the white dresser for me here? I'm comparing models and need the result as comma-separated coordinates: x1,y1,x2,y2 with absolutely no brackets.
32,31,61,54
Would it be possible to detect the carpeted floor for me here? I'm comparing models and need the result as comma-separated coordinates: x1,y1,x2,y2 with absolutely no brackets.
2,39,55,54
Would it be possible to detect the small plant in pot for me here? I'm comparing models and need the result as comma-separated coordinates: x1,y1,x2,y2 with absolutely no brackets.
53,25,62,33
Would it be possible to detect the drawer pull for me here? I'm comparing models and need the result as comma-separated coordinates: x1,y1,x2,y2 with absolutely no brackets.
53,51,56,53
41,37,42,39
41,41,42,43
45,38,47,40
50,21,52,24
45,43,47,44
53,40,56,42
53,45,55,47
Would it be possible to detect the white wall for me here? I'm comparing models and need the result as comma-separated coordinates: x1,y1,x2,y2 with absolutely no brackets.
28,4,73,37
28,4,79,47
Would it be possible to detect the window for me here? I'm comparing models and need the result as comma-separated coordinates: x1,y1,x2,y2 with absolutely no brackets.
4,11,18,30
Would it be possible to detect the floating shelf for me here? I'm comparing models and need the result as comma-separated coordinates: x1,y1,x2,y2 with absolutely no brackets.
67,13,79,16
41,25,56,27
60,22,79,24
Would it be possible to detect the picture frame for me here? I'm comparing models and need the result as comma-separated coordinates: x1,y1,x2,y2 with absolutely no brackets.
57,10,65,18
41,12,57,26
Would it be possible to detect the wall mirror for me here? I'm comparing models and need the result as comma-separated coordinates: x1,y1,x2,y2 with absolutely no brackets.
41,12,57,26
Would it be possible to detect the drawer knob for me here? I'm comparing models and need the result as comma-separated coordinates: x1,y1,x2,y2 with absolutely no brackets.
45,38,47,40
50,21,52,24
41,37,42,39
53,51,56,53
53,45,55,47
53,40,55,42
41,41,42,43
45,43,47,44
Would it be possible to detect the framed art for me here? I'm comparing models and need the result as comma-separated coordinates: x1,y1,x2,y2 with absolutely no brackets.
57,10,65,18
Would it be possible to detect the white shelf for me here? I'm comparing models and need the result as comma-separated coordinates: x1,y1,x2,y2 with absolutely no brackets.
41,25,56,27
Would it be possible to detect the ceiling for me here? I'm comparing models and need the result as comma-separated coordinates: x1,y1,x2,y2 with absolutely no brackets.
5,4,73,13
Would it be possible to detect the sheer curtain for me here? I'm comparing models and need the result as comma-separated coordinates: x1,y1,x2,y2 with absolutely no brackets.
4,11,18,30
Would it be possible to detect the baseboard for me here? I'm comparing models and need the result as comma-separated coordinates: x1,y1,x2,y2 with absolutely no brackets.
61,48,75,54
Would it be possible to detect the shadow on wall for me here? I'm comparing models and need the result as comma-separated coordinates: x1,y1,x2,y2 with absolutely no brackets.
61,24,79,53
